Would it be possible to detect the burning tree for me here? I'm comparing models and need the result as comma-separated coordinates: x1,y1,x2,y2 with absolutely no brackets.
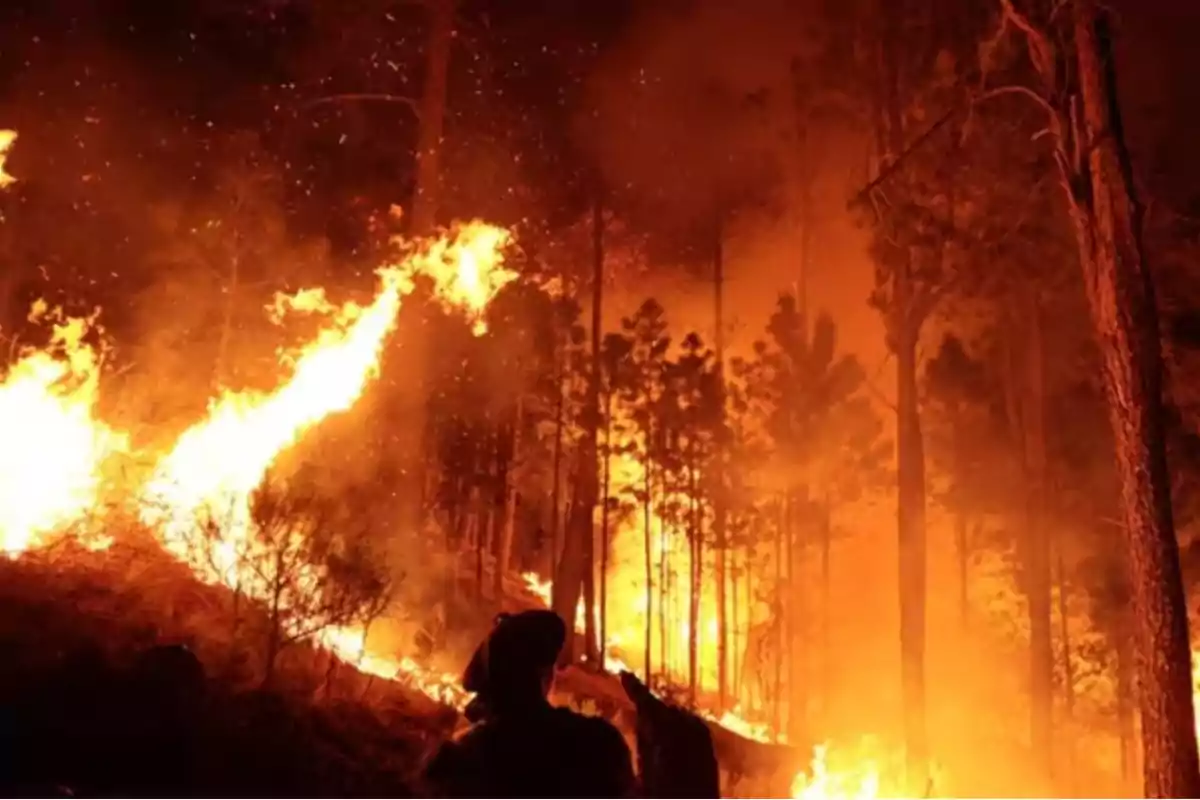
611,298,671,681
736,297,888,738
176,473,395,687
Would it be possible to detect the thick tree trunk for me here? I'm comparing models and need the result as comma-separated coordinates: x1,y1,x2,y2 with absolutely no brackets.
555,458,594,659
1021,288,1054,785
1064,4,1199,795
410,0,455,235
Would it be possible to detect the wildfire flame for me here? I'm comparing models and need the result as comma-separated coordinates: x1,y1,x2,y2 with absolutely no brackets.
137,220,514,682
3,125,1197,800
791,744,881,799
140,222,513,578
520,446,898,797
0,305,128,556
0,130,892,798
0,129,18,188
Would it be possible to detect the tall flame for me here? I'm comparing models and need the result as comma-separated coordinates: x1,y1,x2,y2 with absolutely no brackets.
0,304,128,556
0,133,127,556
140,221,514,581
134,221,513,698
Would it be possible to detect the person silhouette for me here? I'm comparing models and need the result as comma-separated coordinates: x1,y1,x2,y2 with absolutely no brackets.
422,610,635,799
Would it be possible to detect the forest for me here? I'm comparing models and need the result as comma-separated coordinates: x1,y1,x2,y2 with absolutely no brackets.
0,0,1196,797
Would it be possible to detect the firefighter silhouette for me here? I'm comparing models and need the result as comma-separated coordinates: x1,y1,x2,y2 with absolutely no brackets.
422,610,635,798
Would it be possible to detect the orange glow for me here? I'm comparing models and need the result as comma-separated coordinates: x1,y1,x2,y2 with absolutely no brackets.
0,129,18,188
135,220,514,703
0,303,128,556
520,440,897,797
1,116,1193,799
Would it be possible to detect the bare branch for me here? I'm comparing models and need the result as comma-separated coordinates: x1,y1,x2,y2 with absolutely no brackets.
976,85,1060,128
848,108,958,210
998,0,1057,83
301,94,421,117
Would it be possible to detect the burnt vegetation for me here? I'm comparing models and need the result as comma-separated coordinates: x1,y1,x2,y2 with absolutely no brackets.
0,0,1196,797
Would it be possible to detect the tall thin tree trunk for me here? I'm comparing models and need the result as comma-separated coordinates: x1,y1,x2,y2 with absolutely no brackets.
820,499,832,729
712,213,730,711
732,549,741,702
411,0,455,234
1115,589,1137,788
579,193,604,664
600,387,613,665
550,340,566,573
956,514,973,632
787,490,806,742
773,496,785,738
878,9,928,784
494,397,522,600
659,520,668,680
895,316,928,786
643,440,654,681
1022,288,1054,785
688,462,700,705
1055,539,1076,791
1065,4,1199,794
471,484,484,599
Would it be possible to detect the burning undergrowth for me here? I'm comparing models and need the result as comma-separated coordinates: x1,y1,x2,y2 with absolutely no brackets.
0,538,454,796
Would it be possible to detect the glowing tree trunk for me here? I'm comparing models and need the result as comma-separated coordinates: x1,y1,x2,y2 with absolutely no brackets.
1020,287,1054,783
643,441,655,681
1003,0,1200,792
1067,5,1198,793
601,384,613,661
712,214,730,711
550,336,566,573
1055,542,1077,789
876,10,929,783
894,310,927,786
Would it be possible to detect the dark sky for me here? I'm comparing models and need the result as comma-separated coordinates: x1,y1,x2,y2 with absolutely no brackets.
0,0,1191,230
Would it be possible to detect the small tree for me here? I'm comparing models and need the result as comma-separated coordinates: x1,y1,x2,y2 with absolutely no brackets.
178,473,395,689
